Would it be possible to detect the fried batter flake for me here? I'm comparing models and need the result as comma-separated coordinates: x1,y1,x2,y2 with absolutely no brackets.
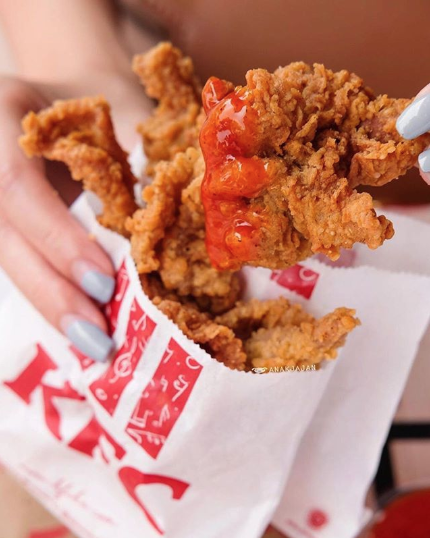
133,42,204,174
20,96,137,235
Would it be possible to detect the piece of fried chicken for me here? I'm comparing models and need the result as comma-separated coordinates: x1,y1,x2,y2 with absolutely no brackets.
132,41,204,175
20,96,137,236
126,146,241,313
200,67,430,270
216,299,359,370
130,43,430,275
151,294,358,372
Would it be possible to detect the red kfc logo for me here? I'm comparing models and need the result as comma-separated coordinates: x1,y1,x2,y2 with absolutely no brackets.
119,467,189,535
68,416,126,462
271,264,319,299
4,344,57,403
126,338,203,459
90,298,156,415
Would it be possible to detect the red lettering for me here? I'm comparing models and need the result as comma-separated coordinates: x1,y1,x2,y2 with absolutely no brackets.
4,344,57,403
42,382,85,440
91,299,156,415
118,467,189,535
68,416,125,461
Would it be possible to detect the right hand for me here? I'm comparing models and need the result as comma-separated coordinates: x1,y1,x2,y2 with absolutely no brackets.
0,77,117,362
396,83,430,185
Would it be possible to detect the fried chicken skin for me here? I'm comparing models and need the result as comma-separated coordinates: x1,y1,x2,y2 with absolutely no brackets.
154,296,358,371
216,299,359,370
20,96,137,236
153,297,247,371
132,44,429,276
126,147,241,313
133,42,204,175
200,67,430,270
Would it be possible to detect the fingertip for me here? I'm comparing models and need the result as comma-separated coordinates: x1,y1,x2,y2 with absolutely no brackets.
419,168,430,186
418,149,430,185
55,283,110,335
416,83,430,100
60,314,114,362
72,260,115,304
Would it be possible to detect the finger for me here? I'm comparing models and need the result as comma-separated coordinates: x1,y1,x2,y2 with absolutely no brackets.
396,85,430,140
0,81,115,304
418,149,430,185
416,83,430,99
0,214,113,362
396,94,430,140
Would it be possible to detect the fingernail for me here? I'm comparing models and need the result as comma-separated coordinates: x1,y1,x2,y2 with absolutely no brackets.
418,148,430,173
396,95,430,140
61,316,114,362
72,261,115,304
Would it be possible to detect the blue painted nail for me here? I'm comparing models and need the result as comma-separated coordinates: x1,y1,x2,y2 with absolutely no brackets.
81,270,115,304
64,318,113,362
396,94,430,140
418,148,430,173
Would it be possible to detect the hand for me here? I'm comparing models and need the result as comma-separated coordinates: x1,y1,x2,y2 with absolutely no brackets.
0,73,151,361
396,84,430,185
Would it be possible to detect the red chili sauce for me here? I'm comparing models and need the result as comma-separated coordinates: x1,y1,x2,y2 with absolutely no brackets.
366,489,430,538
200,77,273,270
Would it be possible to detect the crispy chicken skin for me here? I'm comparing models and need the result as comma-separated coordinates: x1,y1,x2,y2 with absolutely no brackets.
153,296,358,371
200,65,430,270
20,96,137,236
216,299,359,370
126,147,241,313
132,41,204,175
132,43,430,276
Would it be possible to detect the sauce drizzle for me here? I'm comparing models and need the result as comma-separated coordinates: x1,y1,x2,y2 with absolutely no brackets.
200,77,272,270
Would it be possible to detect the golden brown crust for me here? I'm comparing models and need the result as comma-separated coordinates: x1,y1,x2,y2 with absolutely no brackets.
126,148,200,273
133,42,204,174
20,96,137,236
153,296,358,372
216,299,359,369
127,147,241,312
349,95,429,187
153,297,247,371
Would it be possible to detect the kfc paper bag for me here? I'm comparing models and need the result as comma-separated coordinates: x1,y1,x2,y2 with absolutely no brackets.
271,210,430,538
0,192,430,538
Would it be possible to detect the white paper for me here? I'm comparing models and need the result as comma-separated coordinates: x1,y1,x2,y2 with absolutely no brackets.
0,183,429,538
